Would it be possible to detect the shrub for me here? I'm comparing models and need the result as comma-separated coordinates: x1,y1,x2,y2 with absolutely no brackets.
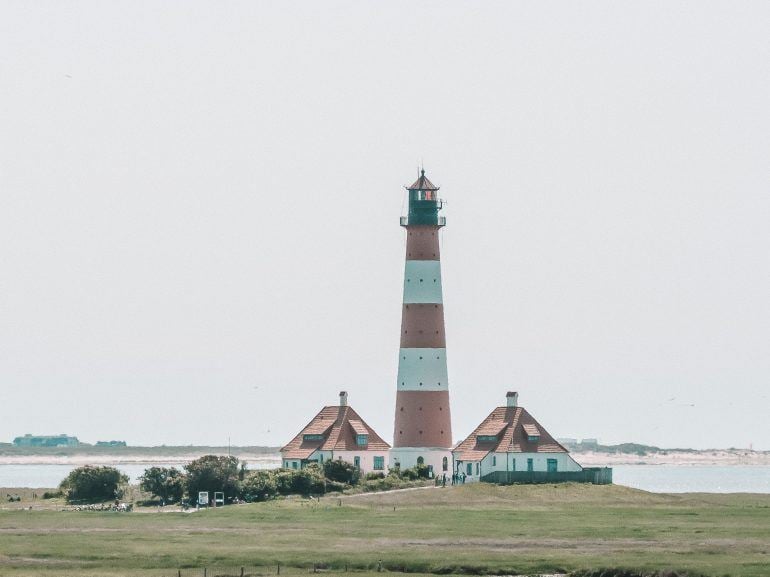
292,464,326,496
184,455,242,503
139,466,185,503
59,466,128,503
325,480,348,493
241,470,277,502
42,490,63,499
323,459,361,485
365,472,385,481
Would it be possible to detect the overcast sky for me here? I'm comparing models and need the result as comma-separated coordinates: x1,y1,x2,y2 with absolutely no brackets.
1,1,768,450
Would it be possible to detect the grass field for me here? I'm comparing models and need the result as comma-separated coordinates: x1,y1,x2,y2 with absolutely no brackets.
1,484,769,577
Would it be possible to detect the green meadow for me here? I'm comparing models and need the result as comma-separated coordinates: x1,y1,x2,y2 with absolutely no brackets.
1,484,769,577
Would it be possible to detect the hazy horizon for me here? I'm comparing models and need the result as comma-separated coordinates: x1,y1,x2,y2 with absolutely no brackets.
1,1,768,451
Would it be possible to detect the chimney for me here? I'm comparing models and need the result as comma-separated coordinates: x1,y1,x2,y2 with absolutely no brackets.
339,391,348,406
506,391,518,408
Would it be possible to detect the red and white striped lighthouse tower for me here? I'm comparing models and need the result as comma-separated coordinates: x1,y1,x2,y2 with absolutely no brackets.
390,170,453,476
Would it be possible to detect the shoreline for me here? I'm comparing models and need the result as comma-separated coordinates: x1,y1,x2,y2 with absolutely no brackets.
0,454,282,466
0,449,768,467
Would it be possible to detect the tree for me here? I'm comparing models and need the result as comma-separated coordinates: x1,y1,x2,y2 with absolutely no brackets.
323,459,360,485
59,466,128,503
184,455,241,503
241,470,277,502
139,466,185,503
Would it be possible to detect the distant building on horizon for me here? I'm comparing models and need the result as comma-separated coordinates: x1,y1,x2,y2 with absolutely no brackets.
95,440,127,447
13,434,80,447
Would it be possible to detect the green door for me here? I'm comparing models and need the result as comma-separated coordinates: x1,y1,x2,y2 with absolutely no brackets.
527,458,534,472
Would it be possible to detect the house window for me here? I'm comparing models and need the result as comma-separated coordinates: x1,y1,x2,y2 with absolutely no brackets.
354,456,361,468
527,435,540,442
477,435,498,442
527,458,534,472
292,461,298,470
356,434,369,446
303,434,324,441
476,462,480,475
417,456,424,465
511,458,516,471
492,455,497,466
466,462,473,476
547,458,558,472
442,456,448,471
319,454,324,463
374,456,384,470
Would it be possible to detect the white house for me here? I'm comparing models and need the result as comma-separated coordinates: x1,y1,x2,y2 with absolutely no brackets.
452,392,583,482
280,391,391,475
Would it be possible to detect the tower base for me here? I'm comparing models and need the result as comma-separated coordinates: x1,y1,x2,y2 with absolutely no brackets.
389,447,452,478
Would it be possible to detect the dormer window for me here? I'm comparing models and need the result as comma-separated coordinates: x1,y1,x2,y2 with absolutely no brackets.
303,434,324,441
477,435,498,442
523,424,540,443
356,434,369,446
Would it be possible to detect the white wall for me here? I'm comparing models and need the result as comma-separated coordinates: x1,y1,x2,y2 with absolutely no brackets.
389,447,451,476
453,451,583,482
333,450,388,475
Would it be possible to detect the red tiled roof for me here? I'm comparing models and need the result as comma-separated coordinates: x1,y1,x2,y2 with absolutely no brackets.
281,405,390,460
523,424,540,437
407,170,439,191
452,406,568,461
348,420,368,436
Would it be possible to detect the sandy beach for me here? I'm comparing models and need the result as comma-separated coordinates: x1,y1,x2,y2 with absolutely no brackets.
575,449,770,467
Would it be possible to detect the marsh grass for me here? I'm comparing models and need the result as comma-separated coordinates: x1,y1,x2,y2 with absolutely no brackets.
0,484,768,577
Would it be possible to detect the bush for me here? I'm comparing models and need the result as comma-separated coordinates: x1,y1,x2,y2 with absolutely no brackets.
292,464,326,496
325,480,348,493
59,466,128,503
42,490,63,499
272,465,326,496
184,455,241,503
241,470,277,502
365,472,385,481
139,466,185,503
323,459,360,485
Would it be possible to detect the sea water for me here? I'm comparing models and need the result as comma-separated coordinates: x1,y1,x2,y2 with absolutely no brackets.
0,460,281,489
1,463,768,493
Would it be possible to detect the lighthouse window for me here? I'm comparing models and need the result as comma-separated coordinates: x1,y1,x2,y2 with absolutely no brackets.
419,278,423,282
400,407,404,411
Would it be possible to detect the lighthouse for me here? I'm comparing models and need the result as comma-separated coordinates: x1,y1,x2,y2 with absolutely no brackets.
390,170,453,476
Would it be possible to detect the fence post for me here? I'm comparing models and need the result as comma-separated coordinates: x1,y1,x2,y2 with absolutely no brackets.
241,567,244,577
204,568,207,577
178,571,181,577
277,563,280,575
